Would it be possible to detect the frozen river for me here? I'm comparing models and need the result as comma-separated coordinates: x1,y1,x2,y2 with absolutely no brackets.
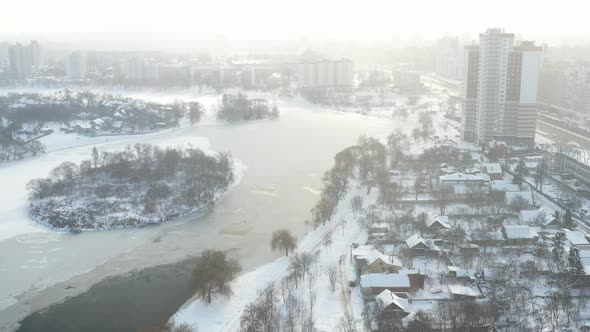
0,91,417,330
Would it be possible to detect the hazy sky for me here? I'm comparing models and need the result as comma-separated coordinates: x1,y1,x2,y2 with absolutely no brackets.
2,0,589,49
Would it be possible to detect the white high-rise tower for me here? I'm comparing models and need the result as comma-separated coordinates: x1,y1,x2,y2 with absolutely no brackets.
462,28,543,146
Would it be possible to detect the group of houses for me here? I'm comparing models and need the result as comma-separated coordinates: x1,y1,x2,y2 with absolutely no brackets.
358,214,489,327
63,100,172,136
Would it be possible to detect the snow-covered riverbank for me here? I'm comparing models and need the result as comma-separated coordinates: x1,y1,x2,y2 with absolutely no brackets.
170,181,373,331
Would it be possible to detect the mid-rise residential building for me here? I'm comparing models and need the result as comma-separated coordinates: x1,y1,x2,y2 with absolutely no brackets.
297,59,354,88
462,28,543,146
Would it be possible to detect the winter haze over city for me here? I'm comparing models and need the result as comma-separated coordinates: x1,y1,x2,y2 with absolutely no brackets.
2,1,590,331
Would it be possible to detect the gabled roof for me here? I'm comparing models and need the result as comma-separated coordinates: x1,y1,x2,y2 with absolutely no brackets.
360,273,411,289
502,225,538,239
405,234,428,249
375,289,408,312
367,249,403,267
428,216,451,229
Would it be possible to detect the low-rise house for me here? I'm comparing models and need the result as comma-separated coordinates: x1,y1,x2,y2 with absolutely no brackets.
360,271,425,296
439,173,486,195
366,249,404,274
405,234,430,253
501,225,539,244
519,208,561,229
480,162,503,181
375,289,410,320
427,216,451,230
360,273,412,296
564,229,590,249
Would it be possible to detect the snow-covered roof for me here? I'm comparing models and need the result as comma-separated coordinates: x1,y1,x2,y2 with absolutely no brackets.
502,225,538,239
112,121,123,129
405,234,428,249
565,229,590,246
367,249,403,267
360,273,411,289
471,231,504,242
456,269,476,279
481,163,502,174
439,172,484,182
375,289,407,312
428,216,451,229
448,284,481,297
352,245,373,259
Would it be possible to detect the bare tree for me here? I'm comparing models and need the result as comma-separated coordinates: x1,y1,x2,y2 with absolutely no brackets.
351,195,364,218
271,229,297,256
325,263,338,293
192,250,242,304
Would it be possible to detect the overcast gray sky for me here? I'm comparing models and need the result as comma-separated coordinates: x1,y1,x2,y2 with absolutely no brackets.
2,0,589,48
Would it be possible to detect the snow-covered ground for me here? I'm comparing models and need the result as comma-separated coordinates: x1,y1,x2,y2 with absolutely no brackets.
171,181,374,331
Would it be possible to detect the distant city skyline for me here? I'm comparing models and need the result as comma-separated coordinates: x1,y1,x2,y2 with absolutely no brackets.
1,0,589,52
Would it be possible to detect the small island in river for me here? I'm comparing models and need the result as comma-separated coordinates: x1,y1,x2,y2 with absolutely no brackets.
217,93,279,122
26,143,234,231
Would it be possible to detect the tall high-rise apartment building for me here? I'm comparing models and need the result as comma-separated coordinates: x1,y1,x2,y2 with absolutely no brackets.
462,28,543,146
67,52,87,79
8,43,32,79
